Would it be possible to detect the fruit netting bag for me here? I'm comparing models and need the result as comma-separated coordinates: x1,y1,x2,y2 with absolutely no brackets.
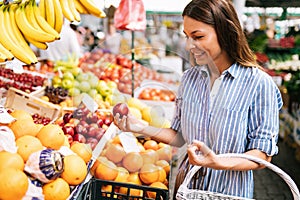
114,0,146,31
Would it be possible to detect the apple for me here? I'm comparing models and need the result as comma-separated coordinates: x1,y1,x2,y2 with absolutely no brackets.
52,75,62,86
86,137,98,150
68,88,81,97
63,112,73,124
86,112,99,124
87,126,98,137
62,79,74,89
73,133,86,143
76,73,89,82
96,127,106,140
96,118,104,127
63,71,75,81
78,81,91,92
62,125,75,136
65,134,74,144
112,103,129,118
75,124,88,135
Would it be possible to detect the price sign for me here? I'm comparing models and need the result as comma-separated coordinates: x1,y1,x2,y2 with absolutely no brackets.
81,94,98,113
119,132,140,153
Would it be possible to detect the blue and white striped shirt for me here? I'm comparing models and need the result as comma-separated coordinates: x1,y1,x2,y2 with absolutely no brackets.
171,63,283,198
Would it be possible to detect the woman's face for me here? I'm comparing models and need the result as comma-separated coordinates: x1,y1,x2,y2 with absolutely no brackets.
183,16,223,67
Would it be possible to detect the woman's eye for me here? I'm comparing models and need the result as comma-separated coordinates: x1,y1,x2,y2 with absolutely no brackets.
193,36,203,40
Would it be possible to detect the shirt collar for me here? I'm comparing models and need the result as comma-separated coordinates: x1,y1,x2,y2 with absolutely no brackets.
196,62,241,79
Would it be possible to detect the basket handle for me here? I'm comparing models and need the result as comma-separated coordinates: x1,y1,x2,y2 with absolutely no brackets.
181,153,300,200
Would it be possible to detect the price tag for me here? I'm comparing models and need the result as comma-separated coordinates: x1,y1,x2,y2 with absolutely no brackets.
119,132,140,153
81,94,98,113
0,106,16,124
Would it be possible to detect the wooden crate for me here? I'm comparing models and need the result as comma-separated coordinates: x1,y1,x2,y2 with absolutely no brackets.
5,87,61,122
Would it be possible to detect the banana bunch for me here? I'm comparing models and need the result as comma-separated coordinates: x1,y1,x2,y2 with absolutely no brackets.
0,3,38,64
72,0,106,18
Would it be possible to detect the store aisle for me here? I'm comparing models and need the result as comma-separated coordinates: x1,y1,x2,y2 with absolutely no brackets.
253,139,300,200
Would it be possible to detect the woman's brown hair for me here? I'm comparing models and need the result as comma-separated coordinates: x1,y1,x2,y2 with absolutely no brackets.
183,0,259,68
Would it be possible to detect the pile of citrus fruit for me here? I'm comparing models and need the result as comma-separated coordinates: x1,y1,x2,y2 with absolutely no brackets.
0,109,92,200
90,135,172,199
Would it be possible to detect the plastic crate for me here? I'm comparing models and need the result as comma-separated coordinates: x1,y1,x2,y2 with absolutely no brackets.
76,178,169,200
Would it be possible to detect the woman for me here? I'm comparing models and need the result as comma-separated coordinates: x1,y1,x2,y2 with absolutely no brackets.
114,0,283,198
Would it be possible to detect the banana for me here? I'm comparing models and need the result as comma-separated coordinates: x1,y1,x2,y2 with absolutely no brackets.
0,43,14,61
68,0,81,22
52,0,63,33
32,1,60,39
0,5,37,64
44,0,55,28
38,0,46,19
15,4,56,43
26,36,48,50
59,0,75,22
74,0,88,14
80,0,106,18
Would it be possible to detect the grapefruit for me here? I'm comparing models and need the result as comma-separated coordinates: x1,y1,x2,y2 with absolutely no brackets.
16,135,44,162
43,178,70,200
70,142,92,163
0,151,24,171
105,143,126,164
10,118,39,139
10,109,33,121
122,152,143,173
139,163,159,185
61,155,87,185
36,124,65,150
0,168,29,200
147,182,168,199
95,159,118,181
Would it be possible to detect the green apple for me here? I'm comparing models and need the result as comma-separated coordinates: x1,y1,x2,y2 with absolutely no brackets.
63,71,74,81
99,86,112,97
76,73,89,82
68,88,81,97
62,79,74,89
78,81,91,92
71,67,82,77
94,93,103,103
88,76,99,89
52,75,62,85
88,89,98,98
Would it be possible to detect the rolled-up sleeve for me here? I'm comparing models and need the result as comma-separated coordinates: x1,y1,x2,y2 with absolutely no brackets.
247,76,283,156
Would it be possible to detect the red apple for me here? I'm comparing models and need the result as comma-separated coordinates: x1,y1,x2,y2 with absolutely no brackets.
75,124,88,135
96,127,106,140
62,125,75,136
65,134,74,144
73,133,86,143
96,119,104,127
86,137,98,150
112,103,129,118
87,125,98,137
63,112,73,124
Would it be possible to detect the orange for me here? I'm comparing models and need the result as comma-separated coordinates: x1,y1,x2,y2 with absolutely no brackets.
156,145,172,162
140,149,159,164
16,135,44,162
36,124,65,150
0,168,29,200
10,109,33,121
43,178,70,200
143,140,159,151
114,167,129,183
61,155,87,186
70,142,92,163
156,160,170,175
95,159,118,181
139,163,159,185
90,156,108,176
146,182,168,199
119,182,143,197
157,166,167,183
105,143,126,164
0,151,24,171
9,118,40,139
127,172,142,185
122,152,143,173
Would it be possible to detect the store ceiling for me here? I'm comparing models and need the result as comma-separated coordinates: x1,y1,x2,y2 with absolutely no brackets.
246,0,300,8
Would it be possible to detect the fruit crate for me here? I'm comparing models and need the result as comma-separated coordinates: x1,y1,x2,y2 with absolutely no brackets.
76,178,169,200
4,87,61,122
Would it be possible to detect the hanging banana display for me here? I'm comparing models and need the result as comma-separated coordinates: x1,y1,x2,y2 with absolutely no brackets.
0,0,106,65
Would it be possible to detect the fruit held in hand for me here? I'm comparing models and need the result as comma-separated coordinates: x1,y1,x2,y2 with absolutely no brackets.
112,103,129,118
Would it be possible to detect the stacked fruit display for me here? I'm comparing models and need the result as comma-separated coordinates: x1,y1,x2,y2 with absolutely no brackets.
90,135,171,199
0,109,94,200
78,49,172,95
138,88,176,102
0,67,46,93
0,0,105,64
55,104,114,150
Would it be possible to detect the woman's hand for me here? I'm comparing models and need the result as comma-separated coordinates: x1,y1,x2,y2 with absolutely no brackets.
113,113,148,133
187,140,216,167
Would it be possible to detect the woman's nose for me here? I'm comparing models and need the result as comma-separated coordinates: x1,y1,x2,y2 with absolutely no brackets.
185,38,196,51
